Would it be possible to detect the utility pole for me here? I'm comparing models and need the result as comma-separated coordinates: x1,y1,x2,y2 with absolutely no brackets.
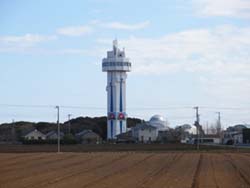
216,112,222,144
216,112,221,135
55,106,60,153
206,121,209,135
11,119,15,144
68,114,72,134
194,106,200,150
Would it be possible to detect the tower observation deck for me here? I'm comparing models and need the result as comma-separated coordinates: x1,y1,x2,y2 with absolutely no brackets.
102,40,131,139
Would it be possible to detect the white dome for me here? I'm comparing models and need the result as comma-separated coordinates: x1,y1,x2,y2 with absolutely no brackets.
150,115,166,122
149,114,168,130
181,124,197,135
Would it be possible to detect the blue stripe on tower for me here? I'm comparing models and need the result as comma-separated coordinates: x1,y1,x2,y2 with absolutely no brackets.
120,121,122,134
110,76,113,112
110,74,114,138
111,120,113,138
120,78,123,133
120,78,123,112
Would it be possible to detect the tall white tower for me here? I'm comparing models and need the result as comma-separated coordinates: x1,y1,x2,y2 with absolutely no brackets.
102,40,132,139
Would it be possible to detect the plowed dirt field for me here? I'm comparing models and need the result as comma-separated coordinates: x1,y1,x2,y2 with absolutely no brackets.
0,152,250,188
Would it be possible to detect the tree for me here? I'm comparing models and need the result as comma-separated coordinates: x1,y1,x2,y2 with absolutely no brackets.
62,133,77,144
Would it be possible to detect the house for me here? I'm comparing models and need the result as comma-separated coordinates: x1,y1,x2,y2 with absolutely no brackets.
46,130,64,140
131,123,157,143
24,129,46,140
138,124,157,143
243,129,250,144
232,133,243,144
75,130,102,144
222,124,250,145
199,134,221,144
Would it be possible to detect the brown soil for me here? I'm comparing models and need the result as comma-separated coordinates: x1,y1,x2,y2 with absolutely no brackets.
1,152,250,188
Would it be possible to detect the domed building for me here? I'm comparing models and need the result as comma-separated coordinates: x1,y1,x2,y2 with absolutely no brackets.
177,124,197,144
181,124,197,135
130,114,169,143
149,115,169,131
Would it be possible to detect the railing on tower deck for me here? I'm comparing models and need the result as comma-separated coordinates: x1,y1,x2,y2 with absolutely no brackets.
102,62,131,67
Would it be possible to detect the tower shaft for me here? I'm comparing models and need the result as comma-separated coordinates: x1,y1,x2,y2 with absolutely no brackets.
107,71,127,138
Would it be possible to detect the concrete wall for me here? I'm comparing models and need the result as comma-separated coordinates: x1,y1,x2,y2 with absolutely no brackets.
138,129,157,143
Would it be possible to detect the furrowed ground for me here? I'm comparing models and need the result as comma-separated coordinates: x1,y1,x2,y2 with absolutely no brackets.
1,152,250,188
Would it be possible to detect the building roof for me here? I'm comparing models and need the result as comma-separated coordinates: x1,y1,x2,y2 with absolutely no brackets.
75,130,99,137
134,123,157,131
227,124,250,132
150,114,166,122
45,130,64,137
24,129,45,137
149,114,169,130
179,124,197,135
244,124,250,129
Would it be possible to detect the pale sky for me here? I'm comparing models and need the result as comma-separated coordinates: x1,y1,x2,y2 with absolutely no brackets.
0,0,250,128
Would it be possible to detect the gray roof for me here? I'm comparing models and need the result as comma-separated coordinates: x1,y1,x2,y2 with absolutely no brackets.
45,130,64,137
227,124,250,131
133,123,157,131
76,130,99,137
244,124,250,129
22,128,37,136
24,129,46,137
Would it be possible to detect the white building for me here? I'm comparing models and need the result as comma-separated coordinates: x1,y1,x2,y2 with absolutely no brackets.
223,124,250,144
179,124,197,143
132,123,157,143
199,135,221,144
180,124,197,135
24,129,46,140
132,115,169,142
102,40,131,139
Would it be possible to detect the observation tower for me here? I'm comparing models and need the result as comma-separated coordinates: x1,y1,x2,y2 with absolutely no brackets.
102,40,132,139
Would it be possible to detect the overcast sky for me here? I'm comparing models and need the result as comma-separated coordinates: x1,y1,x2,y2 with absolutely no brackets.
0,0,250,128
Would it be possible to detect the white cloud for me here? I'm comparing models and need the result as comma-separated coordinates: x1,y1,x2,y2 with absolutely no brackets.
193,0,250,18
100,21,150,30
57,25,93,36
97,25,250,75
0,34,57,53
0,34,56,47
56,21,149,36
97,25,250,104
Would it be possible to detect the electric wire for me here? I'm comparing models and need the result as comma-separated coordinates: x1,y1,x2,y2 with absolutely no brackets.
0,104,249,111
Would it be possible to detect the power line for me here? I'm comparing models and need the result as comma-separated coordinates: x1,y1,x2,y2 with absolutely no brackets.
200,106,250,111
127,106,193,110
0,104,249,111
0,104,54,108
0,104,106,110
60,105,106,110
